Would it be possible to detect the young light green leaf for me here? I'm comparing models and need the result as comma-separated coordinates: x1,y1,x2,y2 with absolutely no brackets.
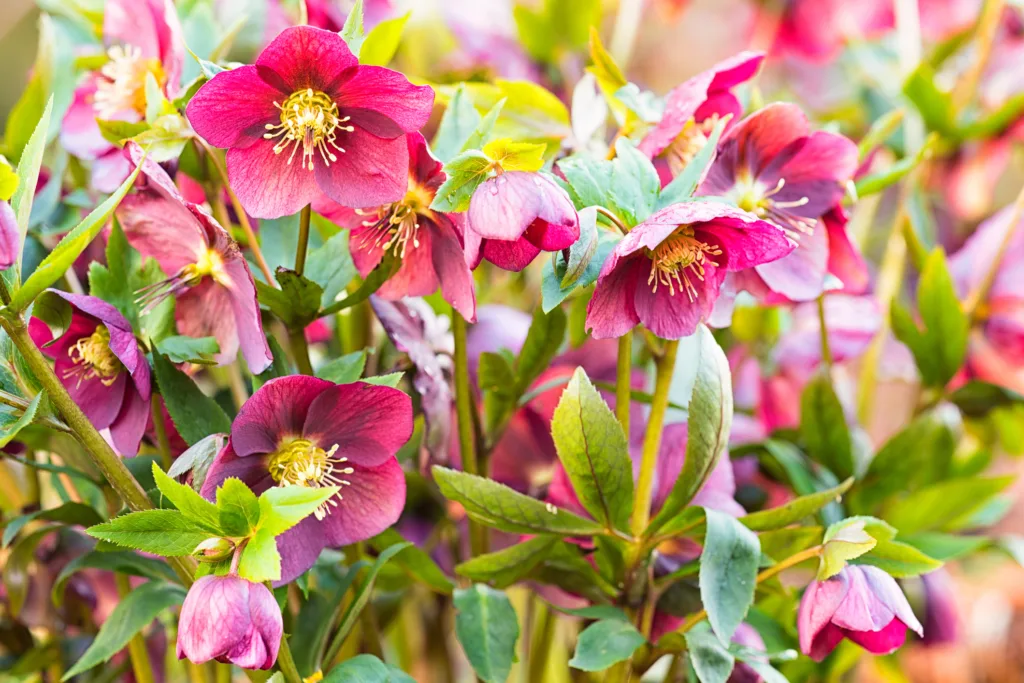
216,477,261,537
431,150,492,213
150,462,223,534
569,618,646,672
358,12,410,66
340,0,365,54
0,391,42,449
432,84,482,163
258,484,340,536
87,510,215,556
700,509,760,643
454,584,520,683
819,518,877,580
857,539,942,578
917,248,968,387
11,96,53,252
237,527,280,583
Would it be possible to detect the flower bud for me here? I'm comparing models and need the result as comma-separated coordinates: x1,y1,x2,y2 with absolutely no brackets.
0,201,18,270
192,537,236,563
176,575,282,669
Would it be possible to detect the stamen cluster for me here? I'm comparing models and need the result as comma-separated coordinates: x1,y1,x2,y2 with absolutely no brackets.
263,89,354,171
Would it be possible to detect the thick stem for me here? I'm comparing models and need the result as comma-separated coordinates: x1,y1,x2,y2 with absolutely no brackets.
630,339,679,537
816,295,832,369
594,206,629,235
616,334,632,437
285,204,316,376
295,205,312,277
117,573,157,683
288,326,315,376
0,314,197,585
275,636,303,683
452,308,488,556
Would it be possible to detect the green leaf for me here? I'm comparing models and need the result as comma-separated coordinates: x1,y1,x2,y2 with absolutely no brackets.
258,484,339,536
551,368,633,531
883,476,1014,534
516,304,567,391
903,63,955,136
586,27,629,124
155,335,220,365
323,654,391,683
453,584,520,683
88,218,137,326
462,99,506,153
432,466,606,536
857,539,942,578
700,509,760,643
558,141,660,228
96,119,151,146
10,96,53,262
340,0,365,54
819,518,878,580
686,622,736,683
740,479,853,532
305,230,357,308
87,510,216,556
431,150,492,213
216,477,261,537
359,12,410,66
150,462,222,533
799,370,854,479
369,528,454,594
151,353,232,446
10,156,142,312
316,350,368,384
256,268,324,329
432,84,481,164
456,535,558,588
237,527,280,583
657,117,727,209
2,500,102,548
758,527,824,563
253,335,291,391
51,550,179,606
4,527,53,616
166,433,226,491
854,136,936,197
331,543,410,652
901,532,989,561
0,391,42,448
649,326,732,532
569,618,646,672
541,225,620,312
949,380,1024,417
62,581,186,679
361,371,403,387
561,206,599,288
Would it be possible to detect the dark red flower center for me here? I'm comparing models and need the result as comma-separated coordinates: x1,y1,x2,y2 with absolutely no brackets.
64,325,123,387
263,88,355,171
645,226,722,300
267,438,353,520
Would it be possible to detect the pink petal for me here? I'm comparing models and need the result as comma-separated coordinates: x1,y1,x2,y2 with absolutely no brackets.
226,140,324,219
798,574,850,656
693,217,794,272
376,231,439,299
824,208,870,293
274,517,328,584
314,128,409,208
429,216,477,321
56,357,126,431
231,376,334,457
0,202,18,270
222,256,273,374
858,565,923,636
832,566,897,633
468,172,576,242
721,103,809,179
92,151,133,194
707,51,765,91
118,194,209,275
176,284,239,366
586,253,643,339
334,66,434,136
638,71,715,158
186,65,282,149
753,220,829,301
110,383,150,456
254,26,358,94
843,619,909,655
105,0,183,87
177,576,253,665
318,456,406,546
301,383,413,468
60,79,113,161
481,237,542,271
633,259,721,339
766,131,858,217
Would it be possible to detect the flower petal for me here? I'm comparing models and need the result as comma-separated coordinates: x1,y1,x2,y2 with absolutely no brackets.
226,140,324,219
274,516,328,584
186,65,283,149
633,260,721,339
587,253,643,340
753,220,829,301
481,237,542,271
222,256,273,374
798,573,850,657
301,383,413,468
639,71,715,158
429,216,477,321
318,457,406,546
176,284,239,366
232,376,334,457
56,358,126,431
60,79,113,161
335,66,434,135
110,383,150,456
118,194,209,275
254,25,358,93
314,128,409,208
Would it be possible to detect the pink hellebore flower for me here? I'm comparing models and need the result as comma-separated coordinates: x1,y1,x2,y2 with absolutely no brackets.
586,202,793,340
701,103,862,302
60,0,183,192
315,133,476,320
464,172,580,272
29,292,151,456
638,52,764,184
176,575,282,669
201,376,412,583
798,564,923,661
186,25,434,219
0,201,18,269
116,143,272,374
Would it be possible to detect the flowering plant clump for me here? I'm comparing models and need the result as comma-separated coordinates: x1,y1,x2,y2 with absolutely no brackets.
3,1,1024,682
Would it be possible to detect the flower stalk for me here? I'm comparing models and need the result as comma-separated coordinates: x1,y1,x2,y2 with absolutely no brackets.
616,333,632,435
452,307,488,556
117,573,157,683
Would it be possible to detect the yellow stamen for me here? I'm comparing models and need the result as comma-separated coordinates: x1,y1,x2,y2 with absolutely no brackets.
356,180,436,258
734,172,815,240
267,439,353,520
93,45,165,119
64,326,123,387
665,114,722,177
646,226,723,301
263,88,354,171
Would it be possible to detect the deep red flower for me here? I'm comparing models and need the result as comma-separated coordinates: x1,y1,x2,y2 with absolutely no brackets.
186,25,434,218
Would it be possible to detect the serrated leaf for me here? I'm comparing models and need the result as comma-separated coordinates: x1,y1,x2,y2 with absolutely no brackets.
454,584,520,683
340,0,365,54
431,150,492,213
316,350,367,384
216,477,261,537
237,527,280,583
0,391,42,449
151,462,223,534
455,535,558,587
360,371,403,387
258,484,339,536
155,335,220,365
151,353,232,446
700,509,759,643
87,510,215,556
433,84,481,164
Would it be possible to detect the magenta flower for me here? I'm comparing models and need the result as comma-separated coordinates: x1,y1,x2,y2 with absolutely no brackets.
29,292,151,456
798,564,923,661
314,133,475,320
186,25,434,219
638,52,764,183
201,376,412,583
586,202,793,340
60,0,183,192
700,103,860,302
463,172,580,272
0,201,18,269
772,0,892,63
176,575,282,669
919,570,959,646
116,142,272,374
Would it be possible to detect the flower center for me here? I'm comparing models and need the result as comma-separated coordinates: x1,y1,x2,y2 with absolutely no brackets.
356,182,436,258
267,439,353,520
645,226,723,301
734,173,814,240
93,45,165,119
263,89,354,171
664,115,722,177
64,326,123,387
135,249,227,313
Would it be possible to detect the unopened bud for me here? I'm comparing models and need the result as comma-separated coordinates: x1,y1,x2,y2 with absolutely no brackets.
192,537,235,562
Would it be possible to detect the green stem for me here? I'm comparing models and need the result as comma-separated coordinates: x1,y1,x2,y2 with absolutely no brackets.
0,313,197,585
816,295,832,369
151,395,173,470
951,0,1006,113
215,663,232,683
967,180,1024,317
528,600,557,682
452,308,488,556
288,326,314,376
630,340,679,537
275,636,303,683
616,334,632,437
117,573,157,683
295,204,312,276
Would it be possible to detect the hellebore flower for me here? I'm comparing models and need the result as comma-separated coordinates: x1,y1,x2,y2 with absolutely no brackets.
798,564,923,661
315,133,476,319
186,25,434,218
176,575,282,669
29,292,151,456
0,201,18,269
116,142,272,374
638,52,764,183
700,103,860,302
201,376,412,583
586,202,793,340
60,0,183,192
464,170,580,272
918,569,959,646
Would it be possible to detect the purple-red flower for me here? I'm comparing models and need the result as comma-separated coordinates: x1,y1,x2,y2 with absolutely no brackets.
638,52,764,184
586,202,793,340
186,25,434,219
60,0,183,192
116,143,272,374
798,564,923,661
0,201,18,269
176,575,282,669
700,103,861,302
29,292,151,456
315,133,476,320
201,376,412,583
918,569,959,646
463,171,580,272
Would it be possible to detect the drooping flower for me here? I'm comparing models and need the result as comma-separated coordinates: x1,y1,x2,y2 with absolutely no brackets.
176,575,282,669
186,25,434,219
918,569,959,646
586,202,793,340
798,564,923,661
700,103,861,303
29,292,151,456
116,142,272,374
638,51,764,184
60,0,184,192
201,376,412,583
463,170,580,272
315,133,475,319
0,201,18,269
